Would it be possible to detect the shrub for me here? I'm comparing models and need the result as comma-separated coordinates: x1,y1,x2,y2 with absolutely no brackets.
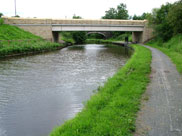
72,31,87,44
0,18,4,25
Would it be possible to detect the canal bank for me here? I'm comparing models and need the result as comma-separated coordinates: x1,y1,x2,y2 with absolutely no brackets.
0,24,66,59
50,44,152,136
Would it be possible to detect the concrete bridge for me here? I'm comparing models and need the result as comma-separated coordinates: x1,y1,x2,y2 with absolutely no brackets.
3,17,153,43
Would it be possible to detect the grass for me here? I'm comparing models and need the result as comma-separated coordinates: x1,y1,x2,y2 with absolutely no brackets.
109,33,132,42
86,39,117,44
0,24,41,40
147,34,182,74
50,44,152,136
60,32,75,44
0,24,64,58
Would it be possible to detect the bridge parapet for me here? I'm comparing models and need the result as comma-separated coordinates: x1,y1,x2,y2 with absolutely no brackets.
3,17,145,25
3,17,52,24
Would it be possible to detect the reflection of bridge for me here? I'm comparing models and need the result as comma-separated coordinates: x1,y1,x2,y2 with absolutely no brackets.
3,17,153,43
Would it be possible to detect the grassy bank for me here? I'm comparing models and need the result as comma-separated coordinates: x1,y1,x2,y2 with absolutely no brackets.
50,44,151,136
0,24,64,58
86,39,117,44
147,34,182,74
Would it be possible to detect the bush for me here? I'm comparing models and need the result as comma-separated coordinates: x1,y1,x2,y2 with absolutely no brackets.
0,13,3,18
149,0,182,41
167,0,182,34
0,18,4,25
72,31,87,44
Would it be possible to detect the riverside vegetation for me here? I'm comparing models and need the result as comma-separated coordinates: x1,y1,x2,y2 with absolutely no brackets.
0,24,63,58
146,0,182,74
147,35,182,74
50,45,151,136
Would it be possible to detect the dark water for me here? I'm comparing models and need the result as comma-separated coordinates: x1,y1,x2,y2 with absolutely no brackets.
0,44,130,136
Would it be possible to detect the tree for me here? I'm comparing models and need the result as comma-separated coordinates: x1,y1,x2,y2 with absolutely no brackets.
0,13,3,18
167,0,182,34
115,3,129,19
72,31,87,44
73,14,82,19
14,15,20,17
102,3,129,20
133,13,151,20
102,8,117,19
149,3,173,41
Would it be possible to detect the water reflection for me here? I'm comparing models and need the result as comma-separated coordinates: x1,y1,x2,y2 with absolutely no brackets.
0,44,130,136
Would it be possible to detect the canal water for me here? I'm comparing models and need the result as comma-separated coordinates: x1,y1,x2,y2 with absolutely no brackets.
0,44,130,136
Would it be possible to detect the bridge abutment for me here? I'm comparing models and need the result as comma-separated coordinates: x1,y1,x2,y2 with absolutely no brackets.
132,32,143,43
52,31,59,43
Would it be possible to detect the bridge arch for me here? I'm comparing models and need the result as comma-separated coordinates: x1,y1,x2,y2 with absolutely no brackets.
87,32,106,38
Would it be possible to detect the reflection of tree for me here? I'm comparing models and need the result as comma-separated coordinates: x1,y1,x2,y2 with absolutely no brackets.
96,45,131,58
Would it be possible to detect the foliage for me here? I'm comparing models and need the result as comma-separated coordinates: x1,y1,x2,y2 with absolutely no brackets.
86,39,116,44
0,13,3,18
167,0,182,34
102,8,117,19
0,24,63,57
132,13,151,20
102,3,129,19
62,15,87,44
72,31,87,44
112,33,132,42
0,18,4,25
149,0,182,41
60,31,87,44
50,45,151,136
60,32,75,44
87,33,105,39
14,15,20,18
149,3,173,41
73,14,82,19
0,41,61,57
147,34,182,73
148,34,182,53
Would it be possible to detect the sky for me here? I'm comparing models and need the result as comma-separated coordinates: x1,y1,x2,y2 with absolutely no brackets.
0,0,178,19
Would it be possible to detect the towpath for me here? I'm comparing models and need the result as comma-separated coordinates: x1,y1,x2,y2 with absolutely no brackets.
135,45,182,136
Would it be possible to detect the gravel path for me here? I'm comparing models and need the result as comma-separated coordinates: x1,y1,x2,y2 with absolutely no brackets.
135,45,182,136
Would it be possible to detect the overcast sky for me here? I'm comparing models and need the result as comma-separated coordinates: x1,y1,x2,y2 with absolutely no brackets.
0,0,178,19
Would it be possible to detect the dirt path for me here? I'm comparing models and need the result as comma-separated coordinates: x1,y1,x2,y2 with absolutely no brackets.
135,45,182,136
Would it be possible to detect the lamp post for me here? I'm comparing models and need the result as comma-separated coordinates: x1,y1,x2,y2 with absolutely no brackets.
14,0,17,16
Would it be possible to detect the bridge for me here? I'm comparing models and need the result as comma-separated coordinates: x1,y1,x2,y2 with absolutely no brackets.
3,17,153,43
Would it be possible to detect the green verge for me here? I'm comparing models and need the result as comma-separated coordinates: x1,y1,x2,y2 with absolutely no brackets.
147,34,182,74
0,24,64,58
86,39,118,44
50,44,151,136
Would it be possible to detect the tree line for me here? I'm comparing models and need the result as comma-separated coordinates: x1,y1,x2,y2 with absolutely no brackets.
102,0,182,42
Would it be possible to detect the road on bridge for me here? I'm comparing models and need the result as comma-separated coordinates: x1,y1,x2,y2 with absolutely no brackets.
135,45,182,136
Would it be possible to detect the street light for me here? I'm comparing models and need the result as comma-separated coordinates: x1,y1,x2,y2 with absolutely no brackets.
14,0,17,16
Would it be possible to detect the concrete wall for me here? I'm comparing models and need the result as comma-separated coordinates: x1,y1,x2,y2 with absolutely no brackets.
18,25,53,41
3,17,153,43
142,22,154,43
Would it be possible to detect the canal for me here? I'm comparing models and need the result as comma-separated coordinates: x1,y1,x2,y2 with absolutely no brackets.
0,44,130,136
